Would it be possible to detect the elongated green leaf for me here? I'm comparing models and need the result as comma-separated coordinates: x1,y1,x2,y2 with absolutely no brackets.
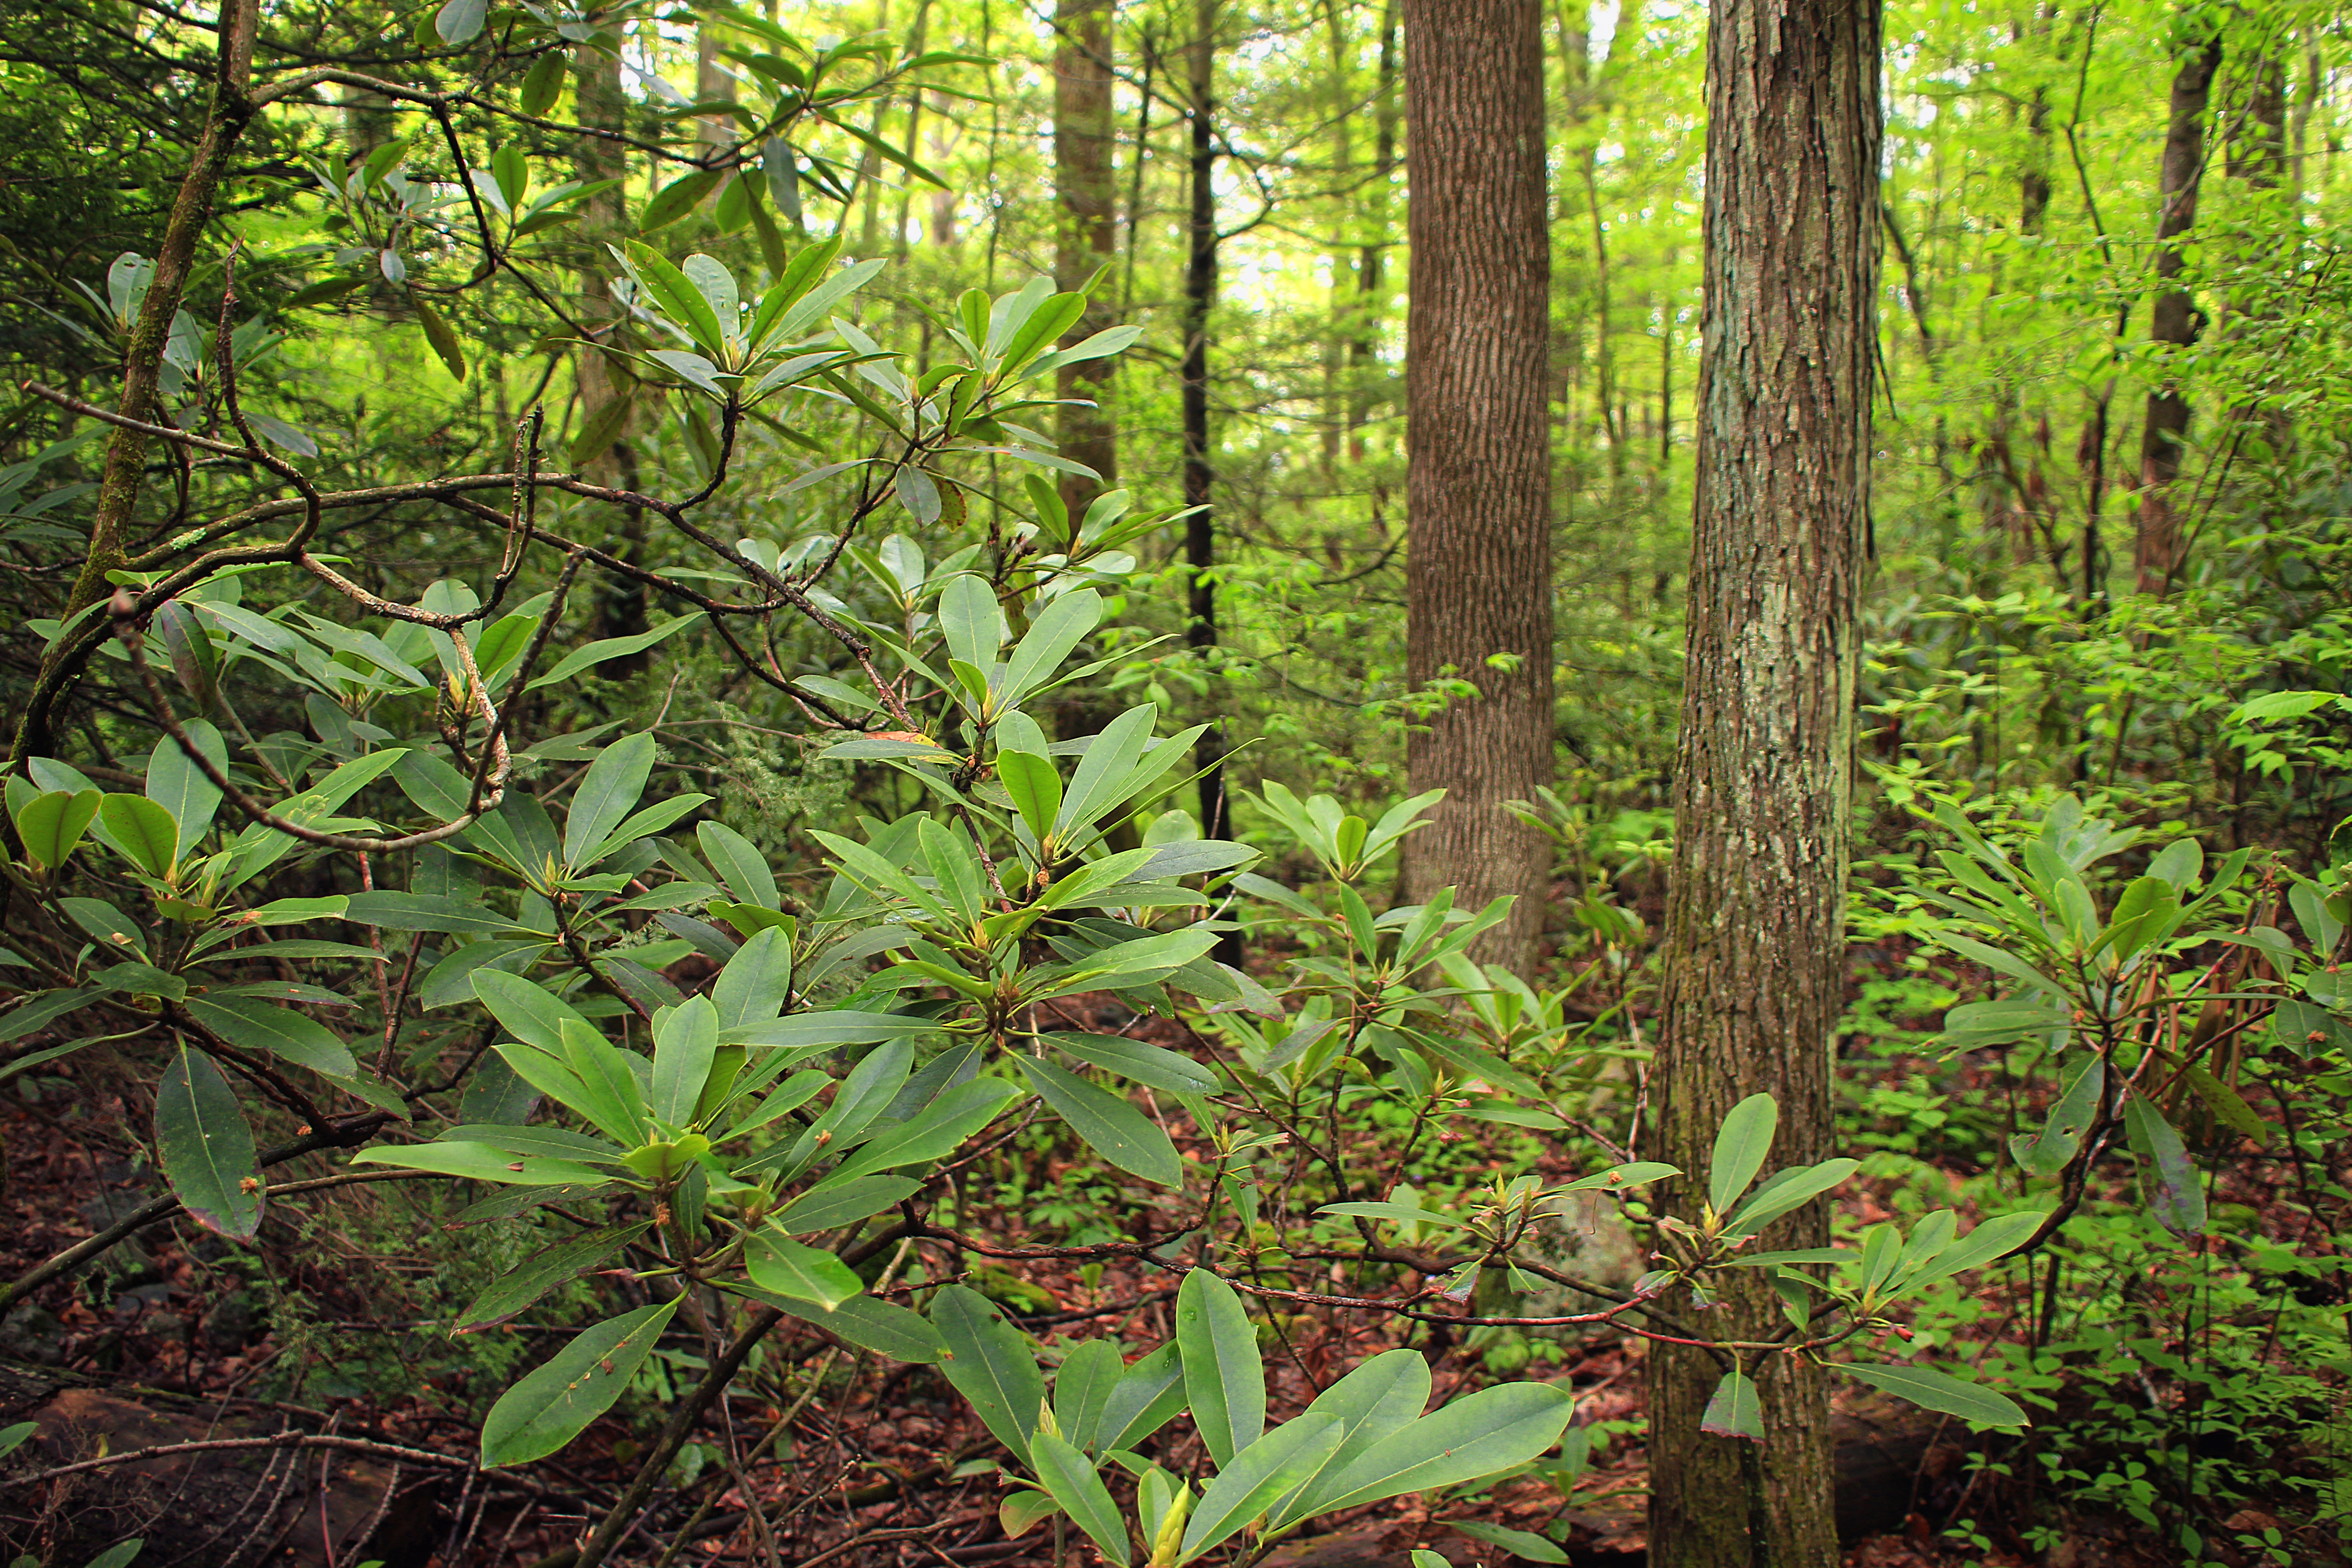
2009,1057,2102,1177
1016,1055,1181,1186
454,1221,649,1333
932,1284,1046,1463
824,1078,1021,1182
563,733,655,870
650,995,719,1128
100,793,178,879
474,969,596,1051
156,1047,260,1240
745,1232,863,1308
1318,1201,1472,1232
1298,1382,1575,1516
1843,1362,2029,1427
556,1018,650,1144
480,1298,680,1465
998,750,1061,843
1721,1158,1860,1240
1030,1432,1130,1567
1441,1521,1568,1563
723,1010,933,1048
1268,1348,1431,1528
147,719,227,861
1047,1032,1218,1094
2123,1094,2206,1235
1559,1160,1682,1192
1905,1210,2046,1287
715,925,793,1029
772,1174,921,1235
182,995,355,1079
15,789,100,871
998,588,1102,710
1181,1416,1343,1563
698,820,780,908
442,1123,626,1163
1177,1269,1263,1466
529,613,706,689
1708,1093,1777,1214
1095,1340,1187,1455
1700,1370,1763,1441
1053,1338,1126,1456
344,891,524,935
740,1284,946,1362
349,1141,616,1186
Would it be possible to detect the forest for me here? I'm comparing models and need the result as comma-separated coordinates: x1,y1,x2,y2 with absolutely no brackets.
0,0,2346,1563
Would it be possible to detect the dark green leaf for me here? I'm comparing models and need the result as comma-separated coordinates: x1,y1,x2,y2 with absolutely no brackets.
156,1047,260,1240
931,1284,1045,1463
480,1298,680,1466
453,1221,649,1333
1015,1055,1181,1186
1176,1269,1263,1467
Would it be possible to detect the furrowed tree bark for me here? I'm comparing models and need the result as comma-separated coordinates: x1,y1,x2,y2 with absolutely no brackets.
1054,0,1118,521
15,0,258,769
573,33,650,670
1398,0,1553,976
1181,0,1235,873
2133,27,2220,596
1646,0,1880,1554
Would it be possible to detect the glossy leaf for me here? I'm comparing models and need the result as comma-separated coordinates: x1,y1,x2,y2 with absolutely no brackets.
480,1298,680,1466
1029,1432,1130,1567
931,1284,1045,1464
1700,1370,1763,1442
15,789,99,871
771,1174,922,1235
453,1222,648,1333
1843,1362,2029,1427
155,1047,260,1240
1015,1055,1181,1186
1180,1415,1343,1563
1707,1093,1777,1214
1176,1269,1264,1466
745,1232,863,1308
1297,1382,1575,1515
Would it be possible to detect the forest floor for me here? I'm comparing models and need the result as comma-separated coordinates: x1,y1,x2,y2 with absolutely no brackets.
0,970,2318,1567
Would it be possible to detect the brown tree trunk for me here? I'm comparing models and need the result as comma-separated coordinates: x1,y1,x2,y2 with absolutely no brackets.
17,0,259,766
573,37,650,668
1347,0,1401,479
1181,0,1234,867
1645,0,1880,1555
1055,0,1118,519
1397,0,1553,976
2133,30,2220,596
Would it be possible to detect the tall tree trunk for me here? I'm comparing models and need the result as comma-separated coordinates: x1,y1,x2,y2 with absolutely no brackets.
696,15,735,155
1645,0,1881,1555
1182,0,1233,863
2133,29,2220,596
1054,0,1118,519
1398,0,1553,975
574,35,650,668
17,0,260,766
1347,0,1401,479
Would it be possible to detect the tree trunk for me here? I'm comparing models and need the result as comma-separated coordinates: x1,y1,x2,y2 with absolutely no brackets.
1054,0,1118,519
1346,0,1400,480
17,0,259,766
2133,30,2220,596
573,35,650,669
1645,0,1880,1555
1398,0,1553,976
1181,0,1233,863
